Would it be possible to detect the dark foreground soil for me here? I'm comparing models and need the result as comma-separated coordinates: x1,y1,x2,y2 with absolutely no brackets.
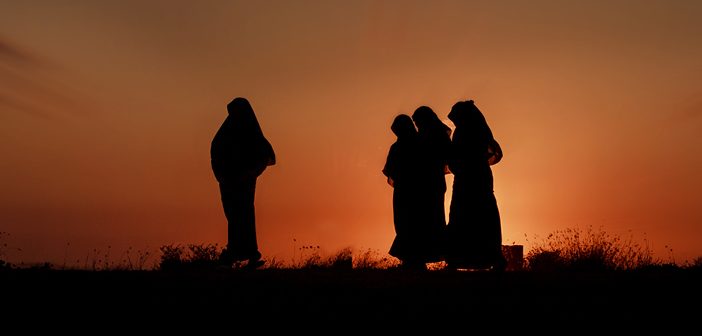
1,268,699,331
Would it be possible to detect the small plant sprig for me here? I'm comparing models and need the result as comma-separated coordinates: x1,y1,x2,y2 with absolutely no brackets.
120,246,154,270
0,231,20,269
157,243,223,271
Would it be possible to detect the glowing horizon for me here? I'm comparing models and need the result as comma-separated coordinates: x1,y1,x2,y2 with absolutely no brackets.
1,1,701,266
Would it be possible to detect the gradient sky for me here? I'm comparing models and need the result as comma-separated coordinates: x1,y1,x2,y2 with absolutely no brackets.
2,0,701,266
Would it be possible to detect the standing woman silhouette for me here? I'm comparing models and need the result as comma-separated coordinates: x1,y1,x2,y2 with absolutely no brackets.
382,114,428,269
446,100,505,271
211,97,276,268
411,106,452,267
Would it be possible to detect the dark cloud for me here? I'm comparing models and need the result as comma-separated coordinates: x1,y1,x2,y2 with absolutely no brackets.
0,37,87,119
0,38,39,65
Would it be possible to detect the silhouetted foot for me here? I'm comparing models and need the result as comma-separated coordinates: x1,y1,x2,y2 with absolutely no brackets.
218,249,235,267
243,258,265,270
220,248,262,267
491,257,507,272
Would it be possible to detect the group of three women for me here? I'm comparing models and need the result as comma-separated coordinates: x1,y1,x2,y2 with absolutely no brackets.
383,100,506,271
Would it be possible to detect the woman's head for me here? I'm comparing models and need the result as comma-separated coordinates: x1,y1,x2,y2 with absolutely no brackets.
391,114,416,139
411,106,439,130
448,100,486,128
227,97,254,117
226,97,263,137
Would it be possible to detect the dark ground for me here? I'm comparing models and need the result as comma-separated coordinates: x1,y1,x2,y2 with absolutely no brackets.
1,268,700,331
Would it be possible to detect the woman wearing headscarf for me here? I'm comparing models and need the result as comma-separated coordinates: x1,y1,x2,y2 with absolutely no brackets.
446,100,505,271
382,114,428,269
211,97,276,268
410,106,452,266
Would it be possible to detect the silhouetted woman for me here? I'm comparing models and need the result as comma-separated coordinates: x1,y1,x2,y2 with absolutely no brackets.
446,100,505,271
382,114,429,269
410,106,452,266
211,97,275,268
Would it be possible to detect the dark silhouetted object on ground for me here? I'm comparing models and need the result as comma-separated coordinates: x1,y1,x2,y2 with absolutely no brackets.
211,97,275,268
382,114,433,270
407,106,452,267
446,100,505,271
502,245,524,271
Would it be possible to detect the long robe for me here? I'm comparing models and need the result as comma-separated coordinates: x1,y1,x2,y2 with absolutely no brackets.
383,114,444,264
412,107,452,263
211,97,275,262
446,101,504,269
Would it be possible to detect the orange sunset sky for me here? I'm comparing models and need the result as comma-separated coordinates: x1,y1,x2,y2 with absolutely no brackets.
1,1,701,266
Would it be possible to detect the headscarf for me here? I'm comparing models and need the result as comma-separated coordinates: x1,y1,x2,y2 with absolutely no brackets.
211,97,276,182
448,100,502,166
383,114,419,187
